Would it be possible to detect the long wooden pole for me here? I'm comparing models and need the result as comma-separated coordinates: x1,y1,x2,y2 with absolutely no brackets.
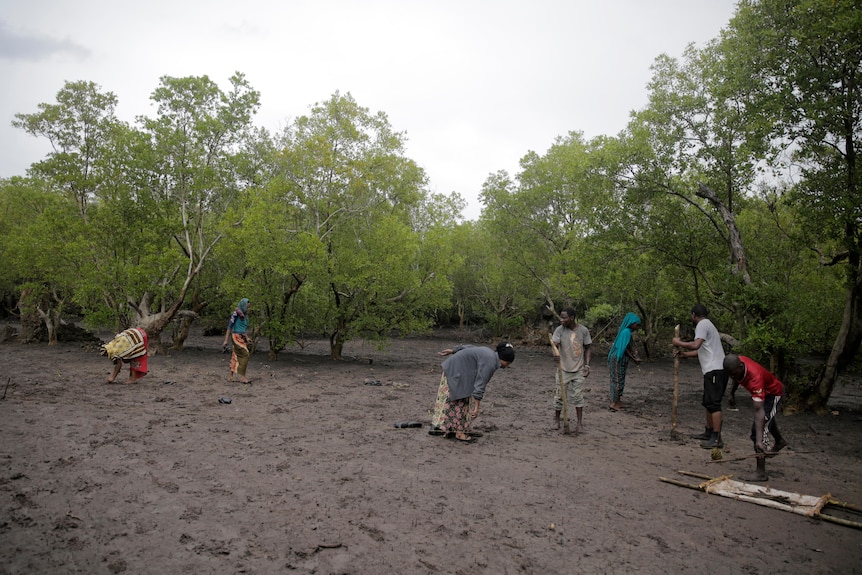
671,324,681,439
707,450,819,464
549,335,569,434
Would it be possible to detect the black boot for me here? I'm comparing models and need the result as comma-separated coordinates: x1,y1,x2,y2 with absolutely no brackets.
701,431,724,449
692,427,712,440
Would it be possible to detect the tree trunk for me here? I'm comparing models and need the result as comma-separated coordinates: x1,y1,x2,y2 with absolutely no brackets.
132,226,222,354
697,183,751,285
170,315,194,351
329,318,346,360
635,300,652,359
170,294,207,350
17,288,47,344
136,299,186,355
330,335,344,360
36,306,63,346
810,259,862,410
17,308,41,343
133,266,200,354
266,331,288,361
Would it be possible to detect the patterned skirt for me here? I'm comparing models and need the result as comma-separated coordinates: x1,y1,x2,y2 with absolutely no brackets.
608,355,630,403
229,333,250,376
431,373,472,433
442,397,471,434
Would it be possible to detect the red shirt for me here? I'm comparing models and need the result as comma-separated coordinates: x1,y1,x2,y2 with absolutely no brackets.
737,356,783,401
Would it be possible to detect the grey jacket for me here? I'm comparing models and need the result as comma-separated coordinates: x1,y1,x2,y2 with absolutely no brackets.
441,345,501,401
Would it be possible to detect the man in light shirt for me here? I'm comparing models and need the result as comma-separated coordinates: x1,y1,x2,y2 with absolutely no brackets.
672,304,727,448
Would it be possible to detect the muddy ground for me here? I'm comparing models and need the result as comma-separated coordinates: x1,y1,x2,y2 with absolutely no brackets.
1,326,861,574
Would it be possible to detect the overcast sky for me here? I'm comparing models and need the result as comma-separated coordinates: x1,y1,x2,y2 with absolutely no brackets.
1,0,738,219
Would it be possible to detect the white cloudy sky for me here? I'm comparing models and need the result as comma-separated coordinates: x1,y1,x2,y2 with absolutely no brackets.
1,0,738,219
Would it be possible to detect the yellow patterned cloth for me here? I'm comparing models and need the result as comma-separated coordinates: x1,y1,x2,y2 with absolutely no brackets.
101,328,148,361
431,373,449,428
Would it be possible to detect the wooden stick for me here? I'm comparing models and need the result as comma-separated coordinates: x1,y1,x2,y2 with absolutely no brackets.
659,477,699,490
708,453,771,463
671,324,680,439
678,470,715,480
817,514,862,530
827,499,862,515
706,450,819,463
549,334,569,434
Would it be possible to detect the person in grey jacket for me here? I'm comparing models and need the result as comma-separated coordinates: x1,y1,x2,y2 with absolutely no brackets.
430,342,515,443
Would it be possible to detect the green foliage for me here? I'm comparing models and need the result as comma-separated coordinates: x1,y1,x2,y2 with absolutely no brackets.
0,176,84,325
584,304,618,329
233,92,451,357
478,133,617,320
722,0,862,406
3,4,856,400
12,80,120,220
8,75,262,335
726,0,862,248
737,321,790,362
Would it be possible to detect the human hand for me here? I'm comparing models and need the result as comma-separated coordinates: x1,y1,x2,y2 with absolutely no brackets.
470,401,480,419
728,396,737,410
438,349,453,357
583,365,591,378
754,442,766,454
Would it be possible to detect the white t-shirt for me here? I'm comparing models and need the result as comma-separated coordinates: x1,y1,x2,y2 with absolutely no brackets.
694,318,725,374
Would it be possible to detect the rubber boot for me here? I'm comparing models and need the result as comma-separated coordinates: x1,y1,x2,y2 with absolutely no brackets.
692,427,712,440
701,431,724,449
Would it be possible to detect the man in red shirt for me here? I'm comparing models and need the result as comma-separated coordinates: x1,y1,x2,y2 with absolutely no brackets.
725,354,788,481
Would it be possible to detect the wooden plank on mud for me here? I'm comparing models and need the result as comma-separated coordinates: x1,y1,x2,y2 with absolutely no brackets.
659,471,862,529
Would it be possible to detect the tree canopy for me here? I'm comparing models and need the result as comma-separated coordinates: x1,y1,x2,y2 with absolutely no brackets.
3,1,859,410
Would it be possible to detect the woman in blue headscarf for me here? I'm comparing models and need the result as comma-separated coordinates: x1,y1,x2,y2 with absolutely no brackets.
607,312,642,411
222,298,251,383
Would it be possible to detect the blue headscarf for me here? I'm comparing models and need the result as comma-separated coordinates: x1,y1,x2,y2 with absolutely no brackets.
608,312,641,361
228,298,250,334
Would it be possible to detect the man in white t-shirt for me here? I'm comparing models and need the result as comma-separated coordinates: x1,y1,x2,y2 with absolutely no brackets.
672,304,727,448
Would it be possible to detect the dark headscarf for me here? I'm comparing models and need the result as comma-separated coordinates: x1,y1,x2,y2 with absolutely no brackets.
496,341,515,363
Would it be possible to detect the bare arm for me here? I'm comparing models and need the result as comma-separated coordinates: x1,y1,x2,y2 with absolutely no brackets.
626,342,641,364
106,361,122,383
752,400,767,452
729,379,740,408
672,337,703,358
583,345,592,376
